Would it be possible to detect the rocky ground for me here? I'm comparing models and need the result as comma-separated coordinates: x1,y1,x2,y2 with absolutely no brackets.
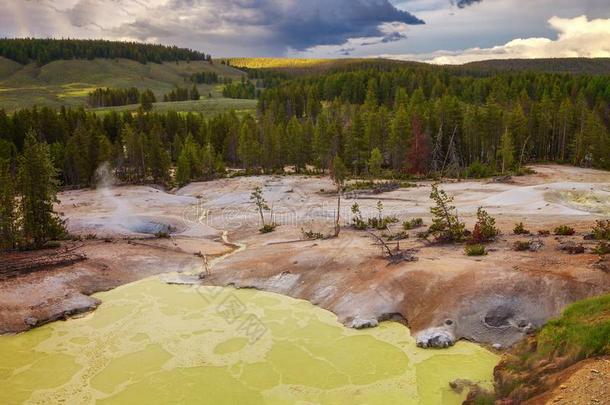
1,164,609,349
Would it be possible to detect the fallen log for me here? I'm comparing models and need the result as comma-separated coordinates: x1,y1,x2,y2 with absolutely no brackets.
0,252,88,280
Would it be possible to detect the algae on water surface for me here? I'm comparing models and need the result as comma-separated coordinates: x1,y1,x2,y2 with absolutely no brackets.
0,278,498,404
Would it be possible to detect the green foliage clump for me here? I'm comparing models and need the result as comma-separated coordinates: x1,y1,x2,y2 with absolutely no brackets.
554,225,576,236
464,161,495,179
427,184,466,243
301,228,325,240
403,218,424,230
259,224,277,234
513,222,530,235
350,202,398,231
592,242,610,255
465,244,487,256
537,294,610,359
592,220,610,241
470,208,499,244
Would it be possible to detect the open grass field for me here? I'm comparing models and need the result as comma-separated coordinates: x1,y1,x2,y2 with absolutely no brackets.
89,97,257,117
0,57,247,111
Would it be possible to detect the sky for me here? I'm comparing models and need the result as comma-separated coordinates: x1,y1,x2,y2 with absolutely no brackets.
1,0,610,63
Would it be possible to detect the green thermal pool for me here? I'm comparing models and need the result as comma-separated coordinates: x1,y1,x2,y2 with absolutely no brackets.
0,278,498,404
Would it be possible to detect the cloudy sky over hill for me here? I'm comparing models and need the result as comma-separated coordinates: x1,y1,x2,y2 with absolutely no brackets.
2,0,610,63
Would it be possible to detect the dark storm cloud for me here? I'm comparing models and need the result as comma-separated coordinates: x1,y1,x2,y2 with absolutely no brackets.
112,0,424,52
452,0,482,8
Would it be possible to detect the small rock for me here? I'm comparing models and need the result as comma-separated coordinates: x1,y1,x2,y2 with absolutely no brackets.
590,369,600,374
492,343,503,350
24,317,38,327
416,327,455,349
559,384,567,390
350,317,379,329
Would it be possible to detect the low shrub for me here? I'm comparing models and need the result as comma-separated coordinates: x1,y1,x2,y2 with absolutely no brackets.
554,225,576,236
470,208,499,244
464,161,495,179
368,215,399,230
155,231,170,239
592,242,610,256
538,230,551,237
592,220,610,241
465,244,487,256
403,218,424,230
259,224,277,234
513,222,530,235
301,229,325,240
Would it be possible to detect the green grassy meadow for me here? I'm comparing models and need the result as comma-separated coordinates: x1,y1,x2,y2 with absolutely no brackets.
89,98,257,117
0,57,248,112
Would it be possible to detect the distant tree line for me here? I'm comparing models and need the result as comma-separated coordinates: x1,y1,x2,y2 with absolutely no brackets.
190,71,226,84
255,65,610,174
0,38,211,66
88,87,156,108
163,85,200,102
1,63,610,197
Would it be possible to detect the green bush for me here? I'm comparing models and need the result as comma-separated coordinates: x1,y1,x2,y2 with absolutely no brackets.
592,220,610,241
403,218,424,230
301,228,325,240
464,161,495,179
259,224,277,234
592,242,610,255
554,225,576,236
513,222,530,235
465,244,487,256
470,208,499,243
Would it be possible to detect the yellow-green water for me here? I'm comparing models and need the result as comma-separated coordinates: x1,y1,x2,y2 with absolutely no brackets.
0,278,498,404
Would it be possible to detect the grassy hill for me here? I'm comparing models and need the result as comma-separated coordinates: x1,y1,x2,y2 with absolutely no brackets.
0,57,247,111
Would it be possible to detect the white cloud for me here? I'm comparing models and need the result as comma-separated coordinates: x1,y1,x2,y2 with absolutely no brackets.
386,15,610,64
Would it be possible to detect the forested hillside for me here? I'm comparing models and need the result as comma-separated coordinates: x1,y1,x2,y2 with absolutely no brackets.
462,58,610,75
0,38,210,66
1,60,609,194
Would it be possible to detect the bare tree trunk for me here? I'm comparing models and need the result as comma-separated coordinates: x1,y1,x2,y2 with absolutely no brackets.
334,188,341,237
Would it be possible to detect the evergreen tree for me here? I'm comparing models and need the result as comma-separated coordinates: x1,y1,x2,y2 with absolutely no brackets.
368,148,383,178
0,159,17,250
17,132,65,248
191,84,200,101
499,128,515,174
